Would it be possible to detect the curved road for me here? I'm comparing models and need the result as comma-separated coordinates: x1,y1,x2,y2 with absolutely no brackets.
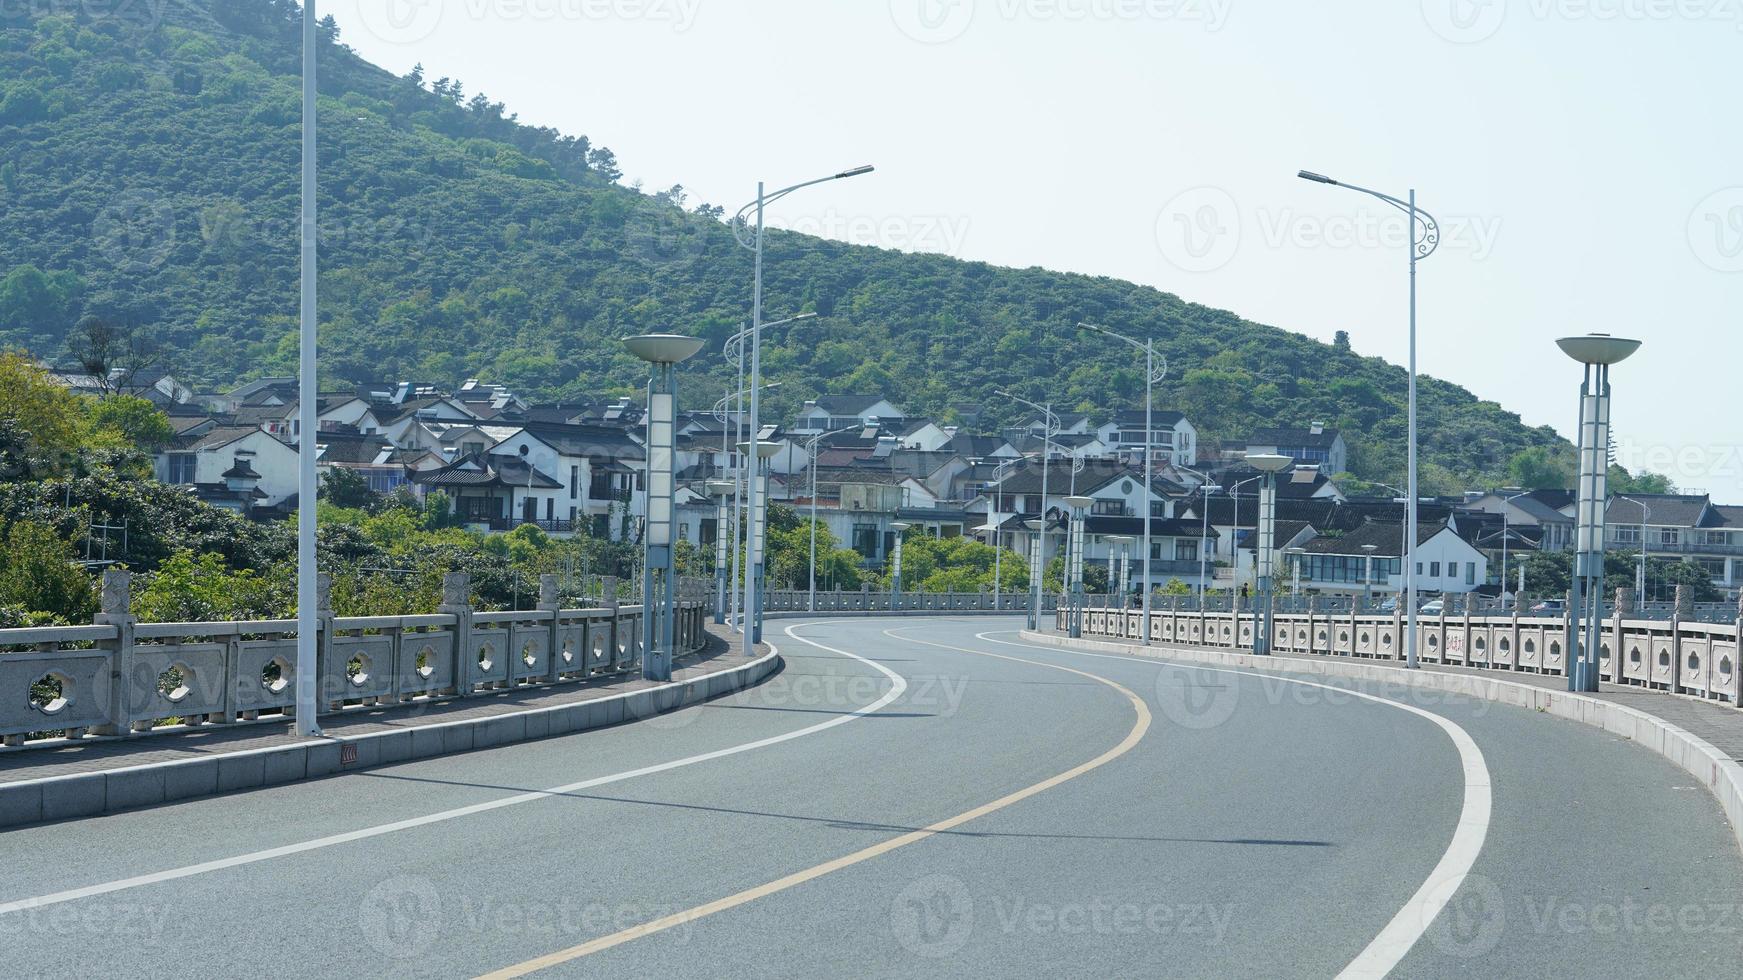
3,617,1741,977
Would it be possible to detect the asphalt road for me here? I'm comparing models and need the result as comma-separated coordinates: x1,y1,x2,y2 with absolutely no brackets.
3,617,1740,978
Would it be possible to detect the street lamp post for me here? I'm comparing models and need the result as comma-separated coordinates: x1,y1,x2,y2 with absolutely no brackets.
805,426,855,612
723,319,808,634
1066,495,1094,637
1024,518,1048,629
1197,484,1216,601
889,522,910,609
1079,323,1168,643
733,167,873,647
624,333,706,681
1248,453,1293,654
1108,534,1133,602
1361,543,1378,610
1286,546,1305,603
294,0,321,737
995,389,1059,632
706,479,735,624
738,439,781,645
1620,495,1653,602
1558,333,1642,692
1298,169,1441,669
712,381,779,628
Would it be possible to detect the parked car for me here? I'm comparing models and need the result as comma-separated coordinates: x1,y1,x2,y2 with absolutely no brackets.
1378,596,1400,613
1531,598,1567,615
1418,598,1445,615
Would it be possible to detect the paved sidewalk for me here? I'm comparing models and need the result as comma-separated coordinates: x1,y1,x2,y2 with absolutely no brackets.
1036,625,1743,762
0,624,763,786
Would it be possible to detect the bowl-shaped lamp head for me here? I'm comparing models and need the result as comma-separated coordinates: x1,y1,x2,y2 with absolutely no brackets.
1245,452,1295,473
623,334,706,364
1555,333,1641,366
1065,495,1095,510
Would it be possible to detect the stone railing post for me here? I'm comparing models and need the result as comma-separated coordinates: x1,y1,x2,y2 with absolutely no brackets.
1305,594,1319,655
316,573,337,711
601,576,623,666
440,571,474,696
91,569,135,737
540,574,564,683
1460,592,1475,666
1671,584,1692,694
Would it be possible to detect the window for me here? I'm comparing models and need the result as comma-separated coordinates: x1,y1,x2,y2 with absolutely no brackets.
1092,500,1128,516
545,498,554,521
701,518,718,545
1659,528,1678,546
1176,540,1198,562
1416,562,1424,576
679,522,689,541
570,465,579,498
1150,501,1167,517
852,524,879,558
1466,562,1476,585
1429,562,1440,577
592,514,610,538
167,453,196,484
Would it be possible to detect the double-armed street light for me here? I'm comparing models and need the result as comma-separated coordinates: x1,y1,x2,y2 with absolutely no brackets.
733,166,874,648
995,389,1060,631
624,333,707,681
1559,332,1642,692
1297,169,1441,668
1078,323,1168,644
805,426,858,613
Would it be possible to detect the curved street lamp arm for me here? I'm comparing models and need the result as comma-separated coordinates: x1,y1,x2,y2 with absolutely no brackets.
732,167,876,249
1299,172,1441,261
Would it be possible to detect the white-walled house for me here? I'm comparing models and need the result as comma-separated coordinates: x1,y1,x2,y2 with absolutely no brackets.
1099,410,1199,467
790,396,906,434
158,427,300,507
1295,521,1489,595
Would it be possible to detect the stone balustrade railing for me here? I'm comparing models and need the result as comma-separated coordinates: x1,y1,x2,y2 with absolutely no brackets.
763,590,1060,614
1059,586,1743,708
0,570,710,747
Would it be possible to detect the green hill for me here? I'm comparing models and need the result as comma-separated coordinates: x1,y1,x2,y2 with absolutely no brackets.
0,0,1570,488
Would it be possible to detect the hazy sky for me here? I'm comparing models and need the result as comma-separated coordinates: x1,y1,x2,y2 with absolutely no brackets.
328,0,1737,499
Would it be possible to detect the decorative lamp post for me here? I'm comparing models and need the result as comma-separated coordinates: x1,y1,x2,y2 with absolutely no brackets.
737,439,782,645
1247,453,1294,654
1361,543,1378,610
1286,546,1306,604
706,479,735,624
1106,534,1133,607
624,333,706,681
1065,495,1093,637
1557,332,1642,692
1025,518,1048,630
889,522,911,609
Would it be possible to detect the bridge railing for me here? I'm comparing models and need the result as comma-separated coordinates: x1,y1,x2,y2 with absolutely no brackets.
1058,588,1743,708
0,570,711,747
762,591,1059,613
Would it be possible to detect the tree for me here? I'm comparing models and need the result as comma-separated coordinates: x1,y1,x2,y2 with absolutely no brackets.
0,350,84,476
66,316,162,396
320,467,382,511
84,395,173,451
0,520,95,624
1508,446,1574,490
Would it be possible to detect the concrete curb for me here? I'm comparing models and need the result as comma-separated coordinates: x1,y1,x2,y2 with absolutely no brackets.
1021,630,1743,857
0,650,782,831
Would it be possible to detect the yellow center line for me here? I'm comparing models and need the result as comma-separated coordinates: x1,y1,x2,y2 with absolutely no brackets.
475,628,1151,979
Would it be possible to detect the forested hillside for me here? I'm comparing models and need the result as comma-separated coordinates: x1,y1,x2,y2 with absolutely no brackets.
0,0,1572,487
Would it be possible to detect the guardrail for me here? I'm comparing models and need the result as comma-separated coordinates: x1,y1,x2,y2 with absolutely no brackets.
763,591,1059,613
1060,587,1743,708
0,570,710,747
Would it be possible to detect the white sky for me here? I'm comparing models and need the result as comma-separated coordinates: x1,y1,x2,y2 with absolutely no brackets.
328,0,1740,500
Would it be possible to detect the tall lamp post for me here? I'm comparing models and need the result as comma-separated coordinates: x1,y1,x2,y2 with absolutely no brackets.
1286,546,1306,603
712,381,780,629
995,389,1059,633
1248,453,1294,654
1079,323,1168,643
624,333,706,681
1560,333,1642,691
805,426,855,612
1619,495,1653,602
1065,495,1094,637
723,318,808,633
1106,534,1133,604
1196,483,1217,601
293,0,321,736
1298,169,1441,669
733,167,873,647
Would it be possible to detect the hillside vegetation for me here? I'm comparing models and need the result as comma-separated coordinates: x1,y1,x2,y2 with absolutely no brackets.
0,0,1574,488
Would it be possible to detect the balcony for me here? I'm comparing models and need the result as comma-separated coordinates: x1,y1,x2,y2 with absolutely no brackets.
466,517,577,534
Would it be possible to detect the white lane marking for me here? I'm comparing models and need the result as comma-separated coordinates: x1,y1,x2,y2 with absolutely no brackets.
968,630,1491,980
0,625,905,917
